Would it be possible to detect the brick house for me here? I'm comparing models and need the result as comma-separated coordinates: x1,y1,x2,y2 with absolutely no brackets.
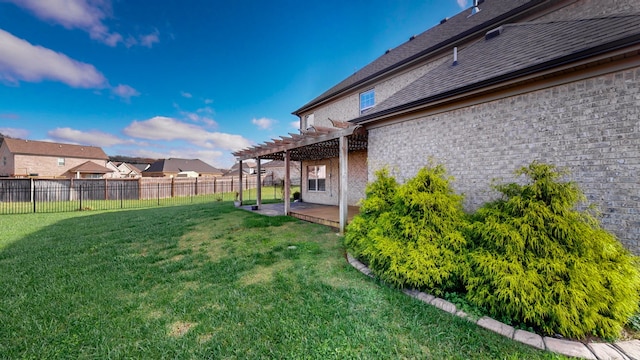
234,0,640,253
0,138,112,179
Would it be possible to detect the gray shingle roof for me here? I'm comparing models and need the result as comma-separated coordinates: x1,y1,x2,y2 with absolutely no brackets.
294,0,542,115
355,14,640,121
144,158,223,174
2,138,108,159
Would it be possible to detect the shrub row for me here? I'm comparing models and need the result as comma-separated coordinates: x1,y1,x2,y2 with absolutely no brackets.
344,161,640,339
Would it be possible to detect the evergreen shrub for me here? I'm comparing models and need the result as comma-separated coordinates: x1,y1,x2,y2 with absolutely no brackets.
465,162,640,339
344,164,469,294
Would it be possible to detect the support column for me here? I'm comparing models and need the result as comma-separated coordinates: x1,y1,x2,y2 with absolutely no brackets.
256,157,262,208
284,151,291,216
238,160,243,205
339,135,348,234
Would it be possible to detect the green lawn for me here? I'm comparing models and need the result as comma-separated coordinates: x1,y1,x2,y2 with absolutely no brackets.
0,202,565,359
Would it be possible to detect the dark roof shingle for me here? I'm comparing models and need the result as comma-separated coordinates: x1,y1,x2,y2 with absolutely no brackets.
356,14,640,121
3,138,108,159
144,158,223,174
294,0,541,114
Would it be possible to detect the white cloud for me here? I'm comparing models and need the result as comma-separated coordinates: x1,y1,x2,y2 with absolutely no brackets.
180,110,217,127
456,0,468,9
111,84,140,101
123,116,251,151
48,127,132,147
5,0,124,47
290,121,300,129
252,117,276,130
180,91,193,98
204,99,213,104
139,30,160,48
0,29,107,88
0,127,29,138
5,0,160,48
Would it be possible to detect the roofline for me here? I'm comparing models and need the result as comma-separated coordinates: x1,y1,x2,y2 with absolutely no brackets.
353,32,640,125
292,0,549,116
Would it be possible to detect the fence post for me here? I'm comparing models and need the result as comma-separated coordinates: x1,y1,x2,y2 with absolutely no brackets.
105,178,109,200
32,178,36,213
120,183,123,209
79,185,83,211
157,183,160,206
171,177,175,198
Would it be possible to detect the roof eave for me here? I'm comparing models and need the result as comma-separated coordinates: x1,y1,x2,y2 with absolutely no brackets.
292,0,548,116
353,34,640,125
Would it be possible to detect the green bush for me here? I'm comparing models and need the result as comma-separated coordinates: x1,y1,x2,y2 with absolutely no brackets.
345,164,469,294
465,162,640,339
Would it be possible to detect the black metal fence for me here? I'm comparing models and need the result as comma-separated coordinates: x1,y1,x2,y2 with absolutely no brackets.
0,176,297,214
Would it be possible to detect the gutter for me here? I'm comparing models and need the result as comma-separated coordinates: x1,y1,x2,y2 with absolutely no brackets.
352,32,640,125
292,0,549,116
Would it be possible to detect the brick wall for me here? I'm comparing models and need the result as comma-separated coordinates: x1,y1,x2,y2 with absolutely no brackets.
301,150,368,206
14,155,107,178
368,67,640,253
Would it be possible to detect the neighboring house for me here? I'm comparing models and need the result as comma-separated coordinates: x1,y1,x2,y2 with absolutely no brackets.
142,158,224,178
0,138,110,178
262,160,301,184
234,0,640,253
114,162,144,178
228,160,257,175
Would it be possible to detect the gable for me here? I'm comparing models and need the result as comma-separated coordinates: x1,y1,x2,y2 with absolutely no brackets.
294,0,543,115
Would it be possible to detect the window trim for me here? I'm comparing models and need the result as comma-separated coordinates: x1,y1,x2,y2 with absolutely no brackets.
57,158,65,166
359,89,375,114
307,165,326,192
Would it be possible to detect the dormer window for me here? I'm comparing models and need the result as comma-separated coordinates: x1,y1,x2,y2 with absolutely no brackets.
360,89,375,114
58,158,65,166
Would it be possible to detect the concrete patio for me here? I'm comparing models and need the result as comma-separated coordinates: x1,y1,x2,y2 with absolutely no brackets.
240,202,360,229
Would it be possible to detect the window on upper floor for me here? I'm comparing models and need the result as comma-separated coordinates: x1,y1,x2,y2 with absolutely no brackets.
2,156,6,166
58,158,65,166
360,89,375,114
307,165,326,192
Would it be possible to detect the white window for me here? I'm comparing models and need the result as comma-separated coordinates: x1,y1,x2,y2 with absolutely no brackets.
360,89,375,114
57,158,65,166
307,165,326,192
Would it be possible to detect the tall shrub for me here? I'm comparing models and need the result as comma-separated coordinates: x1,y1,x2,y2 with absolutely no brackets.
465,162,640,339
345,164,469,294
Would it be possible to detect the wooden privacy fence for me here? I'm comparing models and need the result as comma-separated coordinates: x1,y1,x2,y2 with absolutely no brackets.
0,174,295,214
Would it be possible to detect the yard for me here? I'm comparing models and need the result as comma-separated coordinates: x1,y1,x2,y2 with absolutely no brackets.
0,202,565,359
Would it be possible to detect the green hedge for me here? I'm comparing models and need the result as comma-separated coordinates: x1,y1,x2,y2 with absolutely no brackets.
345,164,469,294
465,162,640,339
345,161,640,339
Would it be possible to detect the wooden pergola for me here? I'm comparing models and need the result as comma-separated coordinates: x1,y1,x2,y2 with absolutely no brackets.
232,119,368,233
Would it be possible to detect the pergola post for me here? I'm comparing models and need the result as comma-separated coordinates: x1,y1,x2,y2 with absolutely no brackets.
284,150,290,215
339,135,348,234
256,157,262,208
238,160,243,205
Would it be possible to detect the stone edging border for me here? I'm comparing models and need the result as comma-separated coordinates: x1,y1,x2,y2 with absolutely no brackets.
346,253,640,360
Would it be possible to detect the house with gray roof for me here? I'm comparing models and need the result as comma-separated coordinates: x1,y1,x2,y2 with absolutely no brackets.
0,138,111,178
142,158,224,178
234,0,640,253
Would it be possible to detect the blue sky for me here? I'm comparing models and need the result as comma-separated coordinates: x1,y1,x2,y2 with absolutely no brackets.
0,0,468,168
